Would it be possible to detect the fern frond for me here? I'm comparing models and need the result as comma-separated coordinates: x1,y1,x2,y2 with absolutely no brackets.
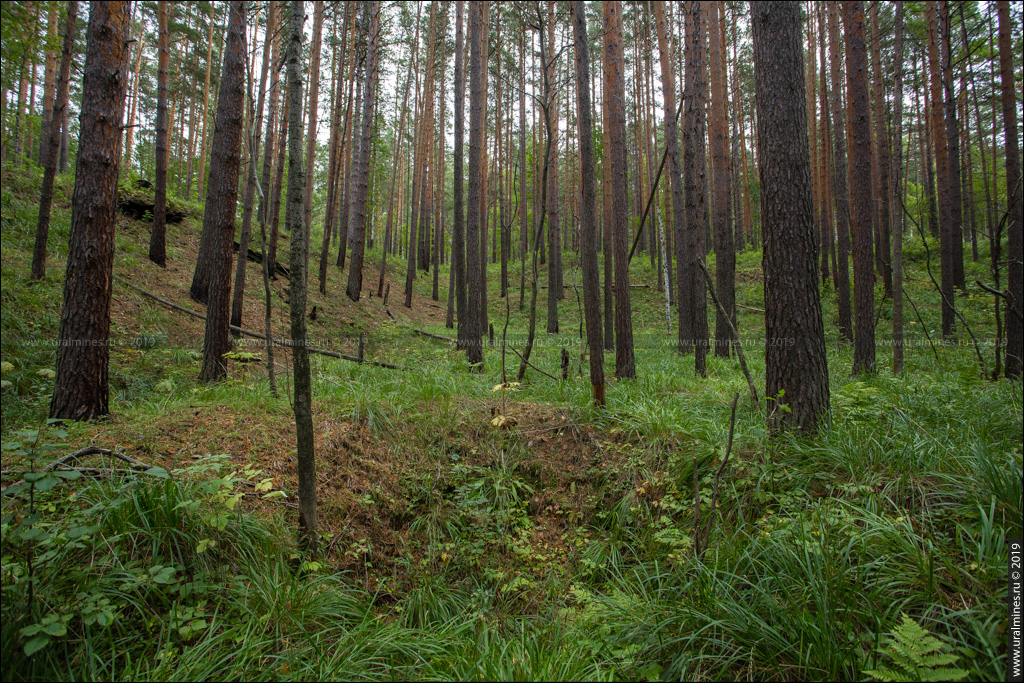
862,614,968,683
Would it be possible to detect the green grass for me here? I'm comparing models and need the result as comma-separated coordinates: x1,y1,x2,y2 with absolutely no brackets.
2,163,1021,681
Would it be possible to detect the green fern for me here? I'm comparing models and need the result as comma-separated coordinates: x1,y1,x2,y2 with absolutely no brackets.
863,614,968,682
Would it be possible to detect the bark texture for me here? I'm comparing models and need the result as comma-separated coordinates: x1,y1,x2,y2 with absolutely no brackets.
50,0,131,421
751,0,830,431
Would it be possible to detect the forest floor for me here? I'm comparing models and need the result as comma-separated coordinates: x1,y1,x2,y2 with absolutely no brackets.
1,165,1021,681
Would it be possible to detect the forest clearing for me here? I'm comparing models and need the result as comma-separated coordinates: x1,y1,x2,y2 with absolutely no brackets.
0,1,1021,681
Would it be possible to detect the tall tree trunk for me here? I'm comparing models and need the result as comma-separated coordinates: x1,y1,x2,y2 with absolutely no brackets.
346,1,382,302
751,0,830,431
939,1,965,290
465,1,486,368
231,0,275,328
606,0,635,378
709,0,734,358
453,1,468,344
124,22,146,170
258,3,283,279
268,91,289,276
516,2,556,384
302,1,325,276
546,1,562,334
149,0,170,268
198,1,246,381
319,6,348,295
50,0,130,421
518,20,528,315
197,2,216,200
926,0,957,338
337,51,361,269
478,1,490,335
39,4,58,166
380,4,420,298
572,0,605,406
602,15,614,351
828,2,853,343
869,1,891,295
844,1,876,374
31,0,78,282
998,0,1022,378
891,1,905,375
659,1,689,351
817,4,834,288
682,1,707,376
286,0,318,551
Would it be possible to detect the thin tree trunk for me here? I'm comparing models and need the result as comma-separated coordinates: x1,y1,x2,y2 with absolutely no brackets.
607,0,635,378
31,0,78,282
845,1,876,374
939,0,965,290
453,1,468,344
572,0,605,406
828,2,853,343
230,0,275,330
149,0,170,268
39,4,58,166
891,1,905,375
318,8,346,295
709,0,734,358
465,1,486,368
197,2,216,200
380,4,420,298
268,90,289,276
870,1,891,295
683,1,707,375
346,1,382,302
286,0,318,551
998,0,1022,377
926,0,957,338
302,1,325,276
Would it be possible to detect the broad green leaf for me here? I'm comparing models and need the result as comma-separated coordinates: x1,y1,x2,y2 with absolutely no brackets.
22,634,49,657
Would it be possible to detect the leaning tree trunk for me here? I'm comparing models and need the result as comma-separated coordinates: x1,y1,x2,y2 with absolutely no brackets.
751,0,830,432
31,0,78,282
198,1,247,382
50,0,130,421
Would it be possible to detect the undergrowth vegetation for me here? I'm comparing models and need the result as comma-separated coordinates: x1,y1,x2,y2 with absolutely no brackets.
2,166,1020,681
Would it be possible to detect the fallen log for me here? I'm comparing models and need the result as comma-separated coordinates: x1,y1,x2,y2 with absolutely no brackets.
415,329,457,344
114,276,403,370
1,446,154,497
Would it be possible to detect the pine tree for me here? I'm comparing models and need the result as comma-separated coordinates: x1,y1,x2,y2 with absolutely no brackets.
50,0,131,420
751,0,830,431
